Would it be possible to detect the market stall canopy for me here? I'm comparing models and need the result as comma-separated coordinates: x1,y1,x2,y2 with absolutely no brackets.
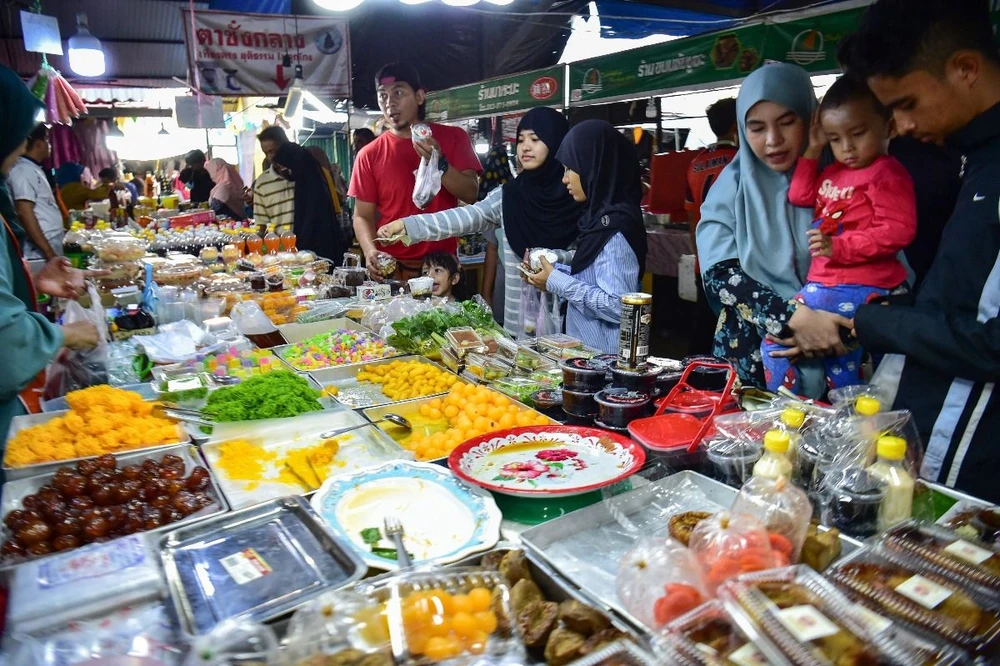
0,0,846,109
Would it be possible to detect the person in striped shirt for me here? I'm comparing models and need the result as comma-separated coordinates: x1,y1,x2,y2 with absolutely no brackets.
376,107,581,337
525,121,648,353
253,126,295,230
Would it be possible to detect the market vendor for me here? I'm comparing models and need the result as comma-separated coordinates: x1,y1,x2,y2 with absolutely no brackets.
56,162,111,211
695,63,832,398
836,0,1000,502
270,142,345,263
254,126,296,231
0,65,100,447
350,63,482,281
525,120,648,353
376,107,581,338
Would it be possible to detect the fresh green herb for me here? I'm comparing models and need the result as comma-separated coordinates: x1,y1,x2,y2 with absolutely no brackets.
360,527,382,545
371,547,405,560
159,386,209,404
202,371,323,423
388,301,505,355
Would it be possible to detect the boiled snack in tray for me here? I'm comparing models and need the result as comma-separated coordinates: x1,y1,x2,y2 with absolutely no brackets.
484,550,627,665
830,560,1000,653
1,453,213,562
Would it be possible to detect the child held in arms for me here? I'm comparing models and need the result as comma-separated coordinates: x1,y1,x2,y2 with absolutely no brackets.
763,74,916,392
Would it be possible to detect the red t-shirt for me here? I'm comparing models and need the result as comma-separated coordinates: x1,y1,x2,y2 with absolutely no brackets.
788,155,917,289
348,123,483,262
684,142,738,225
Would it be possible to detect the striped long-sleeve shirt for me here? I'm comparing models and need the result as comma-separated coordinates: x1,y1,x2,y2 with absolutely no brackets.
546,233,641,353
401,187,573,337
252,168,295,229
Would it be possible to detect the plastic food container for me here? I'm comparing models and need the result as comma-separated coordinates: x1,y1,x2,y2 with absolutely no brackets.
95,236,147,262
463,353,489,379
561,357,612,392
829,544,1000,657
483,357,512,382
719,565,916,666
655,370,683,397
537,334,583,357
515,345,550,372
407,276,434,298
610,364,661,393
492,377,547,404
529,388,563,419
594,388,650,430
154,264,204,287
661,600,768,666
445,327,487,358
681,356,731,392
820,468,888,539
706,439,763,487
439,346,462,374
562,388,598,418
89,259,142,284
881,521,1000,594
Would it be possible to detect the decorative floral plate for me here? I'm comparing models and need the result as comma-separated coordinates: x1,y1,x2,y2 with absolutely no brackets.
448,426,646,498
311,460,502,571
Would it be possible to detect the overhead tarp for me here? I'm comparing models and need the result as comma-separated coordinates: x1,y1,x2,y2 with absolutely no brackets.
425,66,565,123
570,1,1000,106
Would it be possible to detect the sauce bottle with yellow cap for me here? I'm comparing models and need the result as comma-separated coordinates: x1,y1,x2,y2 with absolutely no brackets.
752,430,793,481
866,435,914,531
854,395,882,417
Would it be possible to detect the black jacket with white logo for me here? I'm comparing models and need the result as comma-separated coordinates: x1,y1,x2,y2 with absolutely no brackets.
855,102,1000,503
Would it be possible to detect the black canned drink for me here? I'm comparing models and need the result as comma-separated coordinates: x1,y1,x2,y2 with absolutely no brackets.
618,292,651,369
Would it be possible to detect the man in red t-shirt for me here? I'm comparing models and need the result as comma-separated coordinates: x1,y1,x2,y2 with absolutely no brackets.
684,97,738,352
349,63,482,280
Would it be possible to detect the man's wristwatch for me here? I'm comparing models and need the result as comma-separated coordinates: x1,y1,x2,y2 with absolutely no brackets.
437,154,449,174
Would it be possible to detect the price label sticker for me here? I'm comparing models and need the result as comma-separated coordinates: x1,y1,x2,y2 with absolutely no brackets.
776,605,840,643
220,548,272,585
895,574,952,609
728,642,772,666
852,604,893,634
944,539,994,566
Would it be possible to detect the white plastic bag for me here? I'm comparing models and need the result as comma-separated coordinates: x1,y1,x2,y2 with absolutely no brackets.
411,123,442,209
44,283,109,399
678,253,698,303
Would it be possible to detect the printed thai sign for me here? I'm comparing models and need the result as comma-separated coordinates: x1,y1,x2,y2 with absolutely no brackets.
182,9,351,97
425,66,563,122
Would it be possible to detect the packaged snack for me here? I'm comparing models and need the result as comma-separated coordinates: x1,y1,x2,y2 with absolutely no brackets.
829,545,1000,657
615,536,708,629
661,600,772,666
689,512,779,593
882,521,1000,594
732,475,812,563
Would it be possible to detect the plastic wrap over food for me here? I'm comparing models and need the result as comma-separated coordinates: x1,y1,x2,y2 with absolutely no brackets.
284,588,394,666
615,536,708,629
182,618,280,666
732,476,812,563
689,512,780,593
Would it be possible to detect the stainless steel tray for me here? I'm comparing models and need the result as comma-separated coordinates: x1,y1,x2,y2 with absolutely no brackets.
449,544,651,664
201,409,410,510
361,394,557,465
309,355,467,410
0,443,227,569
40,382,158,412
159,495,365,636
4,410,187,481
520,470,862,634
277,317,370,344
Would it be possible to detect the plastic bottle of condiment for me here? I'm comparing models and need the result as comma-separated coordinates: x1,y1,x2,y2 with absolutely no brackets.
263,227,280,255
779,407,806,466
753,430,793,481
854,396,881,417
280,230,297,252
246,233,263,255
867,435,914,531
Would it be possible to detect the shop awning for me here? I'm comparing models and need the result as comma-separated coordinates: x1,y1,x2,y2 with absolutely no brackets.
425,65,565,123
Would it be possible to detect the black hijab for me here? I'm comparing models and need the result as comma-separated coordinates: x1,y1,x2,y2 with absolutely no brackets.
502,108,581,260
272,143,344,263
556,120,647,276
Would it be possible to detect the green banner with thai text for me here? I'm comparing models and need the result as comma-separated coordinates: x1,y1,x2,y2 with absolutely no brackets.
425,66,564,122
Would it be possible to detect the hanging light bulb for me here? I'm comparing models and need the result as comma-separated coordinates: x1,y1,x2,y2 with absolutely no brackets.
105,120,125,152
284,65,306,119
158,123,170,136
645,97,657,119
442,0,481,6
68,13,106,77
311,0,365,10
483,0,514,4
399,0,433,4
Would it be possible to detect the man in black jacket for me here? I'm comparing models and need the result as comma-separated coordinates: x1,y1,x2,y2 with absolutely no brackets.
841,0,1000,502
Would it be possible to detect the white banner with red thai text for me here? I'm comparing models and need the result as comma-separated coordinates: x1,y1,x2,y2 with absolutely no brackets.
182,10,351,98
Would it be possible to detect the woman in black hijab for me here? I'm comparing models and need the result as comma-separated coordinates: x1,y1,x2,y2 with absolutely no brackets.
526,120,647,353
376,107,581,337
271,143,345,263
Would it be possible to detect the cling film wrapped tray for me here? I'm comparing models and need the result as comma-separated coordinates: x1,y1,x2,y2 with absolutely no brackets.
658,599,774,666
717,565,935,666
828,544,996,658
881,520,1000,595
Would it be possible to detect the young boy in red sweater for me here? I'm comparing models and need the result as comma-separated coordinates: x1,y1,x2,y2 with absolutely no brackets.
763,75,916,391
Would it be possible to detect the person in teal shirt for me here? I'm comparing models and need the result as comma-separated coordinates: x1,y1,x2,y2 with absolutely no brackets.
0,65,99,447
